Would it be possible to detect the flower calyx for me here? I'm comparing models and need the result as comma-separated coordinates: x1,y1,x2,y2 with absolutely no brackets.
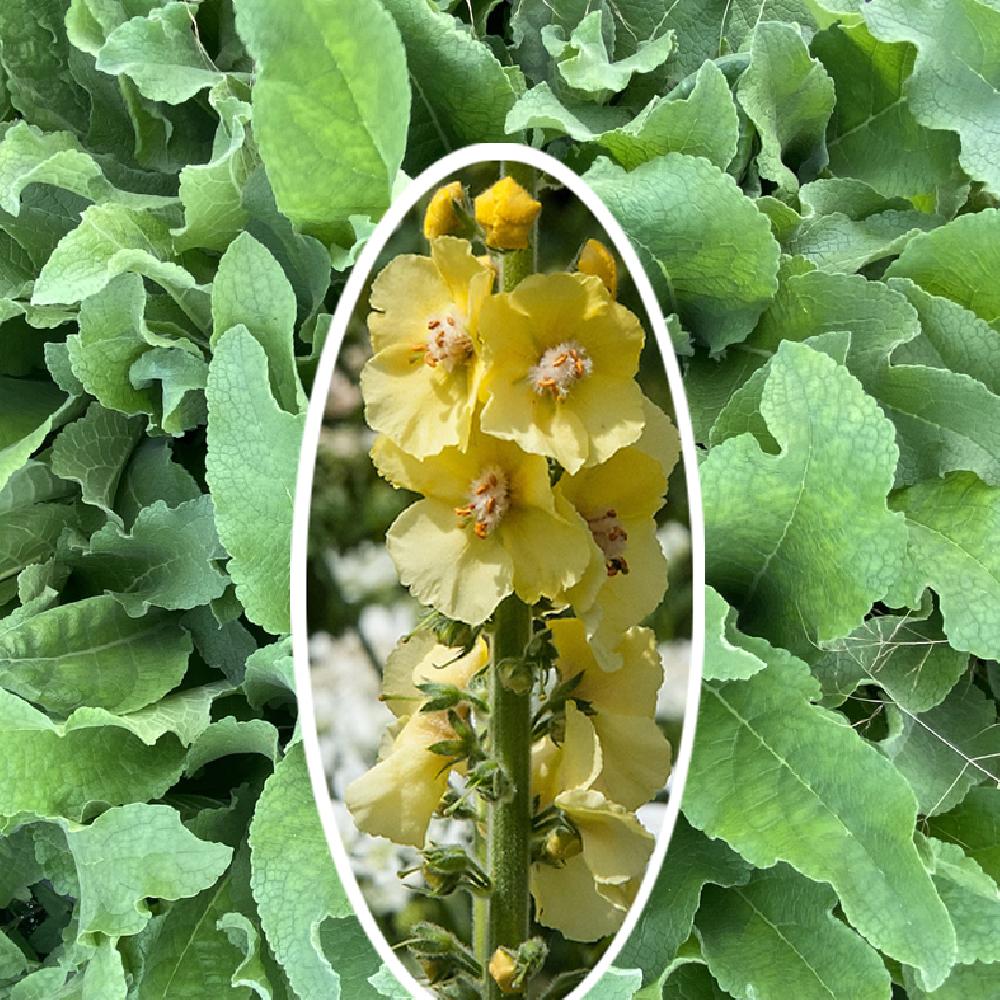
427,708,483,771
488,938,548,995
403,844,492,898
400,922,482,985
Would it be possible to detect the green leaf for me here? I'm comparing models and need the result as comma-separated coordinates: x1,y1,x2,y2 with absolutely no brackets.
32,203,208,322
917,834,1000,970
615,816,751,985
584,154,780,352
736,21,835,193
172,79,256,254
66,680,233,748
543,9,674,99
0,688,186,824
702,340,905,654
218,909,292,1000
812,21,962,205
657,0,818,79
249,743,351,999
206,327,304,635
812,608,968,713
702,587,768,682
212,234,301,413
585,967,642,999
507,60,739,171
863,0,1000,194
889,472,1000,661
77,496,229,617
888,278,1000,397
184,717,279,776
0,122,111,215
50,403,144,522
881,679,1000,817
68,802,232,940
380,0,519,168
0,0,91,135
95,2,224,105
233,0,409,247
903,962,1000,1000
67,274,160,419
684,638,956,987
129,346,209,436
885,209,1000,328
662,963,729,1000
243,639,296,709
0,376,71,492
115,438,201,529
0,594,191,716
697,864,892,1000
928,787,1000,890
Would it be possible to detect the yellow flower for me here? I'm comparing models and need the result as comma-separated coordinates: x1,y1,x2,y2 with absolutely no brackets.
423,181,465,238
478,272,646,474
577,238,617,299
381,631,488,716
373,425,592,625
531,786,653,941
361,237,494,458
474,175,541,249
555,406,678,669
549,622,671,808
344,709,460,847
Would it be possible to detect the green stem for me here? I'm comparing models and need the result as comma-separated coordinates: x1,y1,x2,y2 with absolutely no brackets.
499,161,536,292
486,595,533,997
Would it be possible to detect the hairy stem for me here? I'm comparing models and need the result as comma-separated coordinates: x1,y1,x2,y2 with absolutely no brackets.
486,594,533,997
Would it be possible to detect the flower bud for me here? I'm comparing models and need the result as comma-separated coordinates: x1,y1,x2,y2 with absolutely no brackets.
577,238,618,299
474,176,541,249
423,181,466,238
489,938,548,994
544,825,583,863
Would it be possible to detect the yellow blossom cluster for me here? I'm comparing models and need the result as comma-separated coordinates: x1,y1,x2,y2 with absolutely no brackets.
348,176,680,948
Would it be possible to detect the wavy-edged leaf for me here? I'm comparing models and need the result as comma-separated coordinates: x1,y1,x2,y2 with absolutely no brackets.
684,636,956,987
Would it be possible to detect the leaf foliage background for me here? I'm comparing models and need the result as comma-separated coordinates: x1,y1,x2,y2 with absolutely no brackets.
0,0,998,998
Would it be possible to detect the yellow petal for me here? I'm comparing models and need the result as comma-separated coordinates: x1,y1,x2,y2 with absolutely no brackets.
531,737,561,809
361,344,477,458
344,712,455,847
382,633,488,716
569,374,645,469
577,238,618,299
368,255,451,352
591,712,672,810
386,498,514,625
637,396,681,479
556,702,604,791
423,182,465,239
430,237,494,318
530,853,626,942
474,175,541,250
551,622,663,714
579,517,669,669
371,434,476,502
555,788,654,884
559,445,667,522
502,494,592,604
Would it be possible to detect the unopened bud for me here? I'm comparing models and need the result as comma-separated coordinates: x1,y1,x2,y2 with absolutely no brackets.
474,176,541,250
544,826,582,863
423,181,467,239
577,238,618,298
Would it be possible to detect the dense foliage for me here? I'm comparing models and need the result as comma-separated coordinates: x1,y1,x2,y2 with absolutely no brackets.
0,0,998,998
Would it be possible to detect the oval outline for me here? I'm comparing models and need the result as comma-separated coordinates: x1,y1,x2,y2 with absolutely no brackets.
291,142,706,999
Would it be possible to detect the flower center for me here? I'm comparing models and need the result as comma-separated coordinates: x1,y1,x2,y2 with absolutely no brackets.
529,341,593,399
423,306,473,372
586,508,629,576
455,465,510,539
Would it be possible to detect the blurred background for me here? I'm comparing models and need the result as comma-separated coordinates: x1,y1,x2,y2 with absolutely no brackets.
306,163,694,986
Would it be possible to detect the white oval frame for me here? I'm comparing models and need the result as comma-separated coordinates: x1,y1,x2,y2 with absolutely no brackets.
291,142,705,999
